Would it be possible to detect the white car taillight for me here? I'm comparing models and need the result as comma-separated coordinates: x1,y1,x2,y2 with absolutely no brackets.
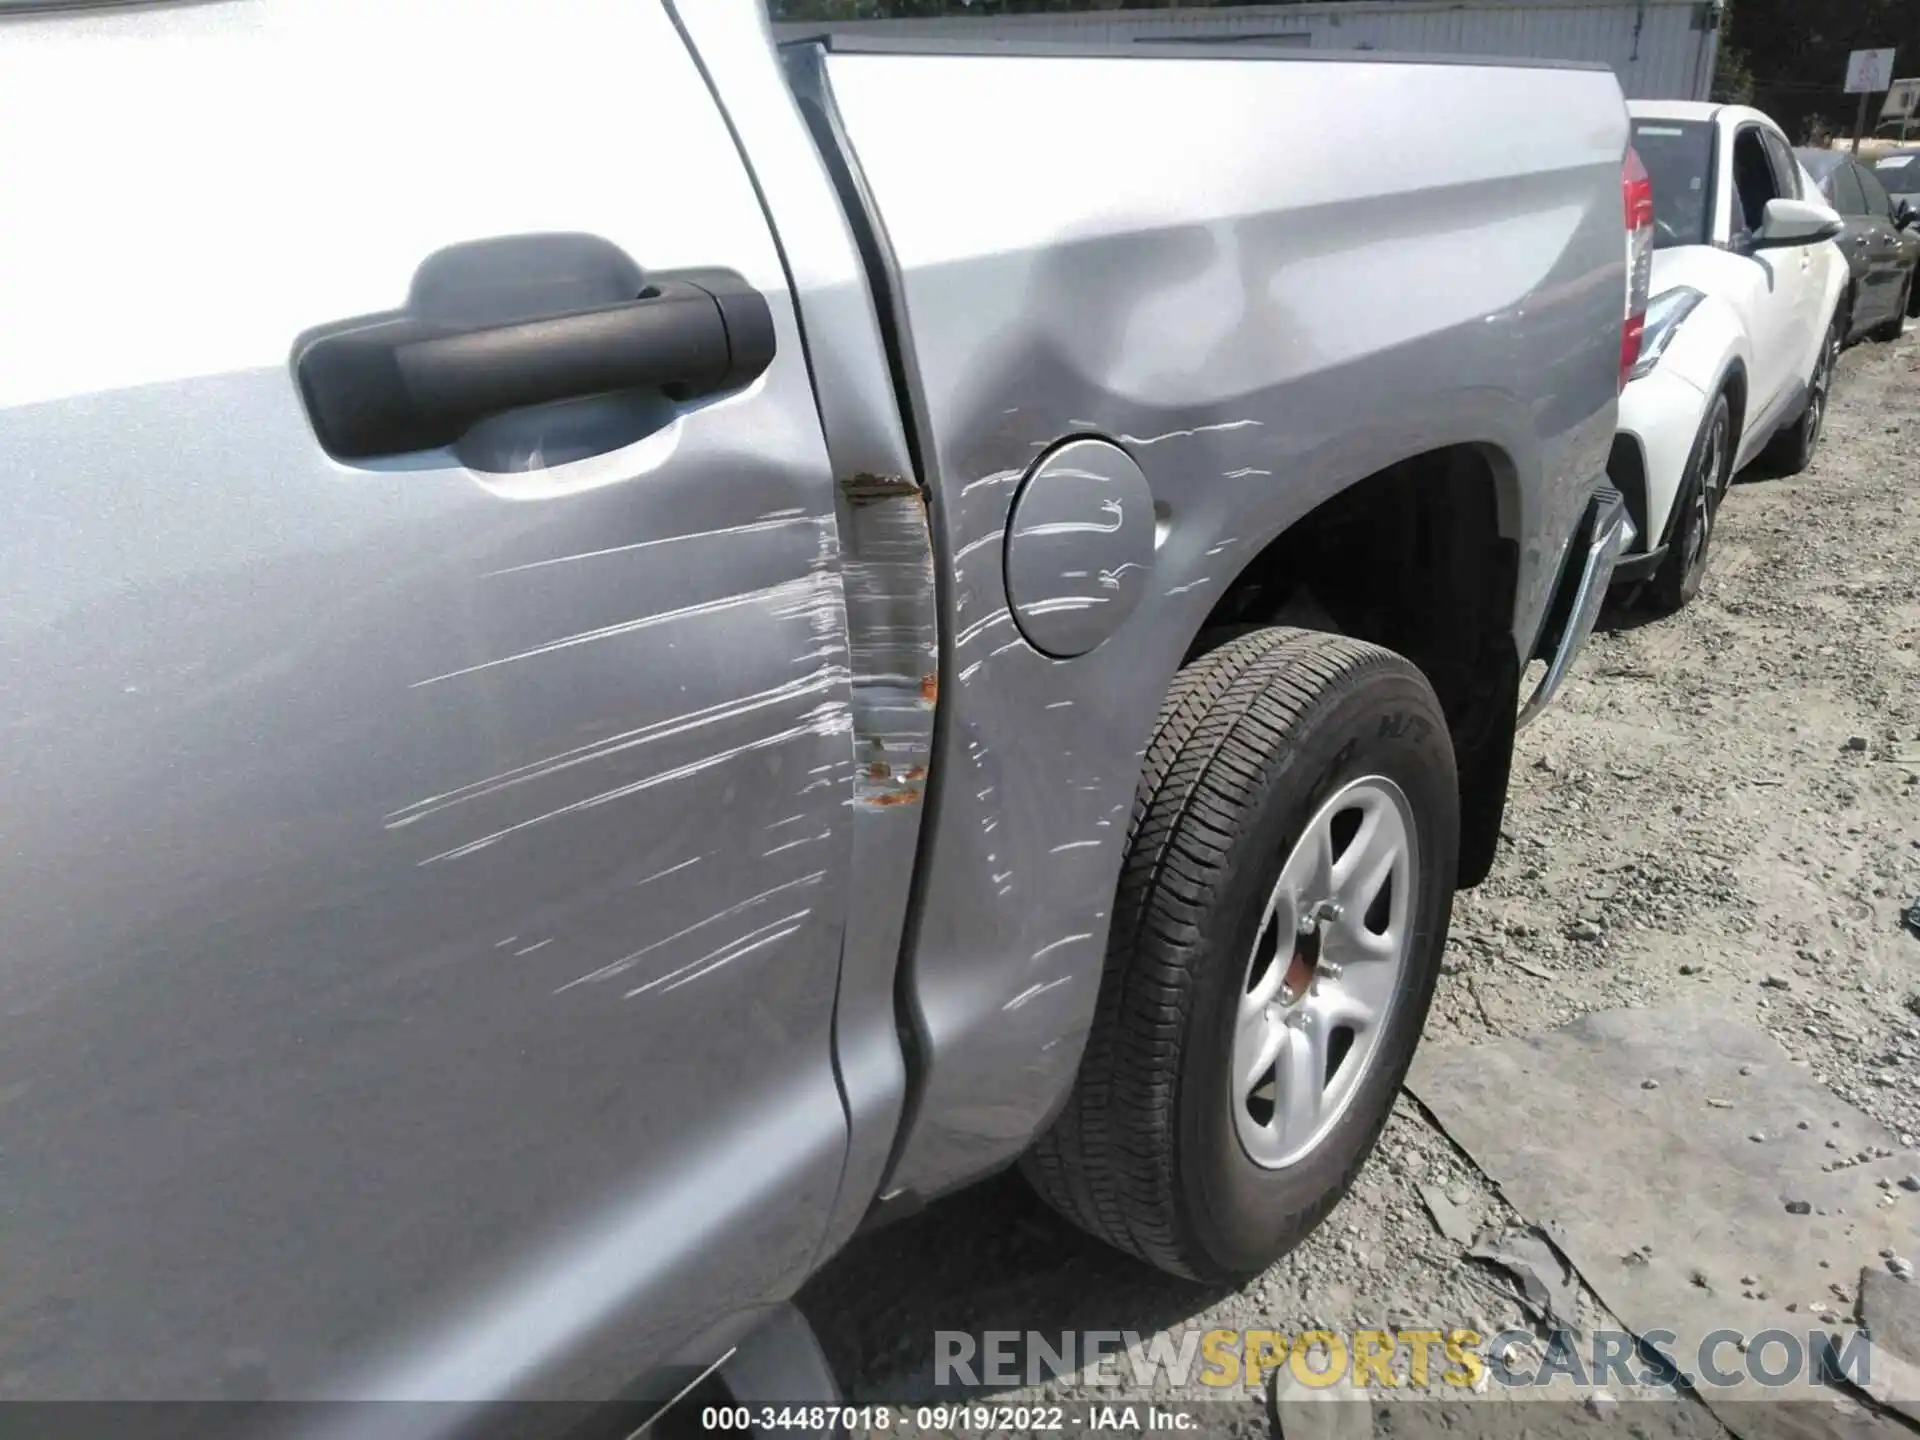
1621,146,1654,391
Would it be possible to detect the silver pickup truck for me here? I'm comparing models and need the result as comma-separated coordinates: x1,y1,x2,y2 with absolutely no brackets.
0,0,1638,1430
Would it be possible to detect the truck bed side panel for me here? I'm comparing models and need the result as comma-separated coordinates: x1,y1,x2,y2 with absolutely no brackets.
812,46,1628,1200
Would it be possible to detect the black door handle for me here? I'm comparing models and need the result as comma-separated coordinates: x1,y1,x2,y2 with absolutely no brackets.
295,269,775,460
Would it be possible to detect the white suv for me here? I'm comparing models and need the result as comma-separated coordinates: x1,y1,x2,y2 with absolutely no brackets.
1611,102,1847,612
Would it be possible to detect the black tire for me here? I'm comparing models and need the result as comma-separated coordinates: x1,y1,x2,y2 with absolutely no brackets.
1022,628,1459,1282
1642,390,1734,616
1762,311,1840,477
1908,269,1920,320
1872,275,1913,340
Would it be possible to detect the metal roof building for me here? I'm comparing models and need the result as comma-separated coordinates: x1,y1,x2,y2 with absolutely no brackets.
772,0,1725,102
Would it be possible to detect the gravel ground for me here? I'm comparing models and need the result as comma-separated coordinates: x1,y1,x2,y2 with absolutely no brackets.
800,329,1920,1435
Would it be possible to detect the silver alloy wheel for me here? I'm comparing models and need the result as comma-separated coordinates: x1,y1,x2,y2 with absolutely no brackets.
1705,402,1731,507
1231,775,1419,1170
1683,404,1729,579
1804,322,1837,449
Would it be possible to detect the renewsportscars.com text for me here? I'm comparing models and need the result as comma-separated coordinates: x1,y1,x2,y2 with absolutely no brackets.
935,1326,1875,1392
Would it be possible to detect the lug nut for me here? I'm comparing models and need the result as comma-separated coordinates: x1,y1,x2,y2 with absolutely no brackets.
1298,899,1344,934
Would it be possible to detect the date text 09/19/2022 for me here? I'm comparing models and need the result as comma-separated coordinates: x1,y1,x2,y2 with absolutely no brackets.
697,1405,1200,1431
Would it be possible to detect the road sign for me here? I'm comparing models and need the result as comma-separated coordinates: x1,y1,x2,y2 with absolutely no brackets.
1844,48,1896,94
1884,77,1920,122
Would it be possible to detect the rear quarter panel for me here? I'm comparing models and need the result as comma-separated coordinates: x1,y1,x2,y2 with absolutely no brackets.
809,45,1630,1200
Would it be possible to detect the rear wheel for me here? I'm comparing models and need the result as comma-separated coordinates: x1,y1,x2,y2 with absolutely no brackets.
1763,312,1839,477
1022,628,1458,1282
1642,391,1733,615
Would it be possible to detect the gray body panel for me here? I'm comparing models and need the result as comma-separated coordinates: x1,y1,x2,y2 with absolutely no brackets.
0,0,860,1405
799,42,1627,1200
770,0,1721,103
0,0,1626,1410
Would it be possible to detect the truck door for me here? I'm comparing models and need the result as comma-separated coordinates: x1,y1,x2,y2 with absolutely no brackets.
0,0,854,1404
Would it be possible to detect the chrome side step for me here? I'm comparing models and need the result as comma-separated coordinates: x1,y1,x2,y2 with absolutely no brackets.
1518,486,1635,729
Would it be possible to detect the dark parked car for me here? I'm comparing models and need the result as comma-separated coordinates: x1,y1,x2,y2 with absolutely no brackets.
1797,148,1920,340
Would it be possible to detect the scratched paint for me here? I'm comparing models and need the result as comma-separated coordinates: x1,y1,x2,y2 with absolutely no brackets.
410,570,841,689
763,831,831,857
392,500,867,914
958,468,1022,497
953,609,1013,649
1118,418,1263,446
623,910,814,1000
1003,975,1073,1011
556,871,831,994
633,856,704,889
421,706,852,866
1020,596,1108,616
1011,501,1125,540
386,668,849,830
480,514,819,578
1030,934,1093,961
950,528,1006,564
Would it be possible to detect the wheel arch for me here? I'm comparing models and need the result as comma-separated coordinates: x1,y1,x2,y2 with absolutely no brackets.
1635,299,1748,521
1654,358,1745,549
1183,443,1521,888
1719,358,1749,449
